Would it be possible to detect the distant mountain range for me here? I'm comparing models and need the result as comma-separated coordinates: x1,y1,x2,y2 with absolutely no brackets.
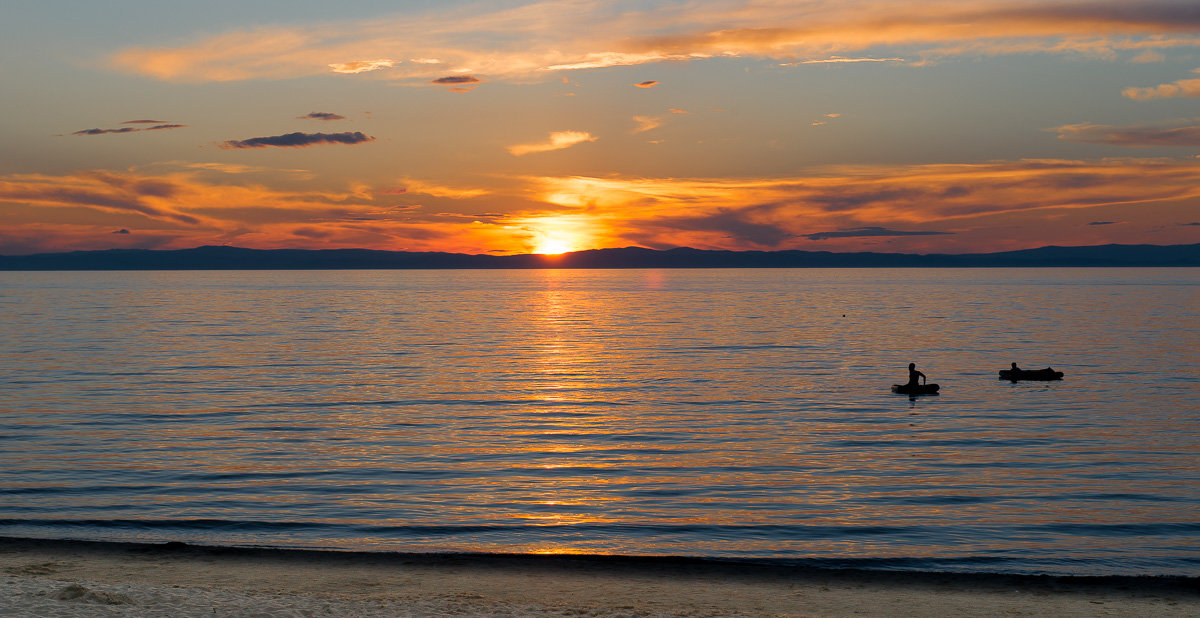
1,243,1198,270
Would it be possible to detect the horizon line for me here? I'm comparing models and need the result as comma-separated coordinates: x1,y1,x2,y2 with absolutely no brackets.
5,240,1199,260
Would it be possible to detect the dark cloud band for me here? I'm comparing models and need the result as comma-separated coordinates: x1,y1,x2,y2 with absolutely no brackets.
73,123,185,135
805,226,952,240
74,128,139,135
299,112,346,121
221,131,375,149
431,75,481,84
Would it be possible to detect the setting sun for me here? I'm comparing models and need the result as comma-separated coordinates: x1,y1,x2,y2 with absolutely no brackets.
519,214,595,255
534,236,575,255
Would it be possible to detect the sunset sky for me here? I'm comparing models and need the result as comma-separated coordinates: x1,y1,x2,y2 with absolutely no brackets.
3,0,1200,255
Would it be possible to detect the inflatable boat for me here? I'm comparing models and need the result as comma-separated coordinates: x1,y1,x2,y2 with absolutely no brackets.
998,368,1063,381
891,383,940,395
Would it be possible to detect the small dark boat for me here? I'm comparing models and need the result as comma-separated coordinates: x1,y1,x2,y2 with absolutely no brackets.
892,383,940,395
999,367,1063,381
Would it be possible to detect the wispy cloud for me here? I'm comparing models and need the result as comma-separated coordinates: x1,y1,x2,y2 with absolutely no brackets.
72,123,185,135
804,226,952,240
1131,50,1166,63
73,127,139,135
634,80,659,88
329,59,395,74
632,116,662,133
109,1,1200,83
144,161,313,177
220,131,375,149
780,57,903,66
391,179,490,199
507,130,596,156
1088,221,1118,225
299,112,346,121
811,113,842,127
1123,68,1200,100
0,171,202,225
1053,122,1200,146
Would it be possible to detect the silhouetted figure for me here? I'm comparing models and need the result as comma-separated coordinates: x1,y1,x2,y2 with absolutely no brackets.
892,363,939,395
906,363,927,387
1011,362,1020,371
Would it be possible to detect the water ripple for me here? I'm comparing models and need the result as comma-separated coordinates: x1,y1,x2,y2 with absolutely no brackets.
1,268,1197,576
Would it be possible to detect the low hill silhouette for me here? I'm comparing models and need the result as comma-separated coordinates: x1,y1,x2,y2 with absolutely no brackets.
0,243,1197,270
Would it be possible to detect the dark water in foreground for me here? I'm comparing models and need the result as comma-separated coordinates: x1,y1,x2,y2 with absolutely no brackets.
0,268,1197,576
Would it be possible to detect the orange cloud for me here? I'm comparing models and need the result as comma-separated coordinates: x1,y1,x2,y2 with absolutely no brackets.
518,158,1200,250
329,59,395,74
1131,50,1166,63
632,116,662,133
544,51,710,71
397,179,491,199
109,1,1200,83
1123,68,1200,100
507,131,596,156
143,161,313,178
6,158,1200,256
113,27,328,81
0,169,513,255
0,171,206,226
1053,122,1200,146
779,57,902,66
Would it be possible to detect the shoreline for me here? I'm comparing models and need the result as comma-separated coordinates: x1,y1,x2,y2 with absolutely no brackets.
3,536,1197,616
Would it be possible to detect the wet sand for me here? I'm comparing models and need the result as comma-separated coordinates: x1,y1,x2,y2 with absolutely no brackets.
1,536,1197,616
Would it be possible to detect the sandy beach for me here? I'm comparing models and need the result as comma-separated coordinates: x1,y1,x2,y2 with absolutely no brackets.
1,537,1196,617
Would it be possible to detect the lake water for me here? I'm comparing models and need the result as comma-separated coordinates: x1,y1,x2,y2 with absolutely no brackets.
0,268,1197,576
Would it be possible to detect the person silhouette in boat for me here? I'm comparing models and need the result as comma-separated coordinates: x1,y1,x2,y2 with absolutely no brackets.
906,363,927,387
1010,362,1020,372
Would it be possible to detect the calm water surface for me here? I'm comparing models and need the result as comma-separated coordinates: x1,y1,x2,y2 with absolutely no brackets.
0,268,1197,576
